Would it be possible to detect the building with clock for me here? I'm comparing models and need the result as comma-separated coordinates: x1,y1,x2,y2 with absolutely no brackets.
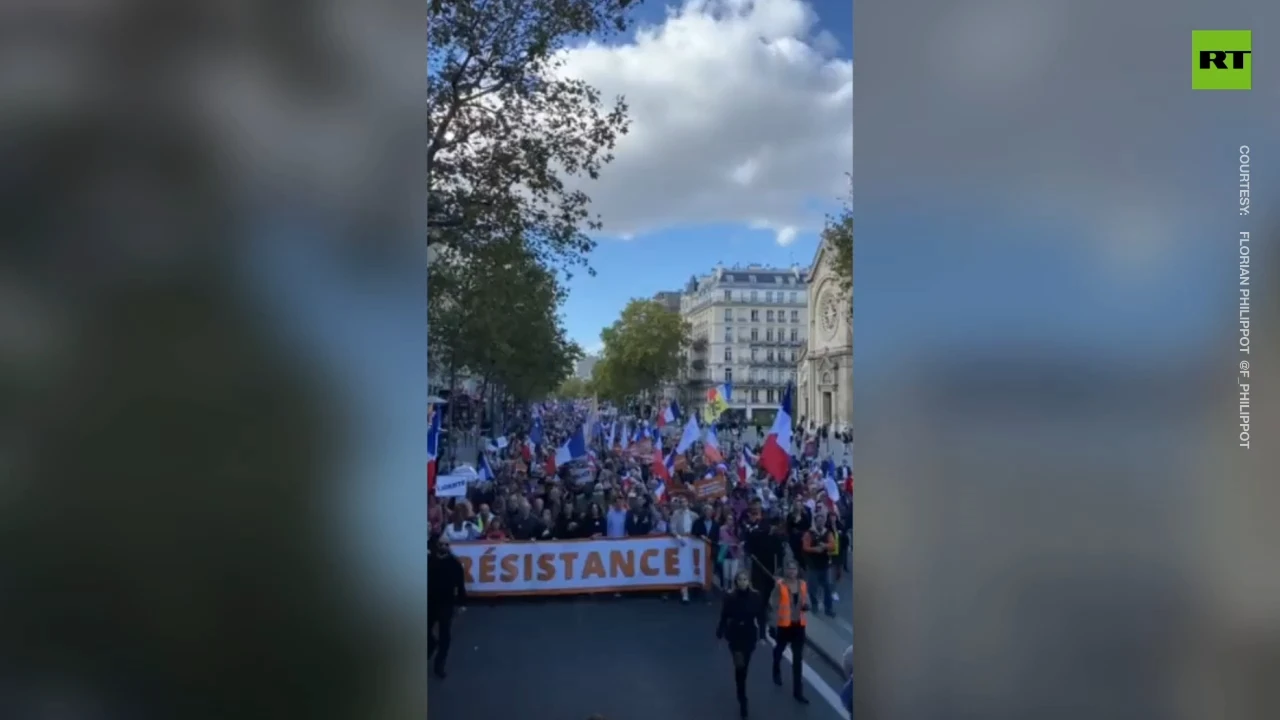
796,237,852,429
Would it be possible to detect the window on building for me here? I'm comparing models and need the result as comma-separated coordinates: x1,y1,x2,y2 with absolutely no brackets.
791,310,799,322
765,291,773,303
750,290,758,302
790,291,798,304
766,350,775,362
723,289,732,301
725,274,734,282
724,347,732,362
750,329,758,341
724,308,732,321
790,328,798,342
725,368,733,383
748,275,756,283
750,347,758,361
776,276,783,284
724,327,733,342
749,310,758,321
766,329,774,342
766,310,774,322
768,369,776,383
766,389,775,403
790,349,797,362
751,389,760,403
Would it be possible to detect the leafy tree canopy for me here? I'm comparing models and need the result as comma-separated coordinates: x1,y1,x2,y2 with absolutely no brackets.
557,376,593,399
428,0,639,279
429,237,580,401
589,354,627,405
597,299,690,399
823,173,853,299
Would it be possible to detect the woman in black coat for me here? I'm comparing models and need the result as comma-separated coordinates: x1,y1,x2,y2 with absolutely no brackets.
716,570,769,718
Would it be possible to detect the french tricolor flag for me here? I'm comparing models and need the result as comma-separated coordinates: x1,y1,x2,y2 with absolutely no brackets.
427,404,443,493
736,447,753,486
703,424,724,464
651,434,672,482
759,384,793,483
820,458,841,510
657,399,680,428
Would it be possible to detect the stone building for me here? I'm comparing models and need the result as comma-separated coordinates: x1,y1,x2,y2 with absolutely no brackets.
679,263,807,419
796,238,852,429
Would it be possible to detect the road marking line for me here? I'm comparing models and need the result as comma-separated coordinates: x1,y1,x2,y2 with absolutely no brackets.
766,636,847,717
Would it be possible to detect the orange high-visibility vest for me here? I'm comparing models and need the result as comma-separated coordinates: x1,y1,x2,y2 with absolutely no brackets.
776,580,808,627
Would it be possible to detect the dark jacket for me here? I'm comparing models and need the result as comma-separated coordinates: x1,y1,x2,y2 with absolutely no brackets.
428,551,467,611
738,511,771,559
582,515,606,537
803,528,835,571
510,513,540,540
625,509,653,536
786,512,811,569
716,588,768,652
553,513,581,539
692,517,718,542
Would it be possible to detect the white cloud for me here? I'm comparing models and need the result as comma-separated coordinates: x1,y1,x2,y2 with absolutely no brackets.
556,0,852,246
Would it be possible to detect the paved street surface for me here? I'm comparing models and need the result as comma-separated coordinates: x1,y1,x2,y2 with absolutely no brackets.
428,595,848,720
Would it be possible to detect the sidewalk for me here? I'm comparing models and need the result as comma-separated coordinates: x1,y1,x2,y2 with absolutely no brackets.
804,606,852,674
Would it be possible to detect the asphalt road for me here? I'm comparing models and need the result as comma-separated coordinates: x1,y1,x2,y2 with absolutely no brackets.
427,594,849,720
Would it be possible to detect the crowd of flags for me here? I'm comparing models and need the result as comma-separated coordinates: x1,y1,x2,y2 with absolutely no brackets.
431,380,851,505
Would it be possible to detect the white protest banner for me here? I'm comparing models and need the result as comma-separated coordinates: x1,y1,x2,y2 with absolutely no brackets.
435,473,469,497
451,536,711,596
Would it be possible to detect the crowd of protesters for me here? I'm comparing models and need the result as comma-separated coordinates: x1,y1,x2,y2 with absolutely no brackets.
428,400,853,604
429,398,854,713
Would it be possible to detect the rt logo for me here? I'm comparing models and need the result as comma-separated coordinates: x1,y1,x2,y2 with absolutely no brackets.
1193,30,1251,90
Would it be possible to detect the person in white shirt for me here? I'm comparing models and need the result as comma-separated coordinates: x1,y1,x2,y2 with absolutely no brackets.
668,497,698,603
441,505,478,542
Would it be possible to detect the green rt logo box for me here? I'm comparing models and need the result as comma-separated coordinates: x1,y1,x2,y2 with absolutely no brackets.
1193,30,1251,90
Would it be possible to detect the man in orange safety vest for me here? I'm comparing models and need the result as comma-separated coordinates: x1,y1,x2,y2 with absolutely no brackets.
768,559,810,704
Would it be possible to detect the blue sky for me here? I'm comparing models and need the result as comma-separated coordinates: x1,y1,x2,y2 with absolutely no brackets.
564,225,824,352
555,0,855,353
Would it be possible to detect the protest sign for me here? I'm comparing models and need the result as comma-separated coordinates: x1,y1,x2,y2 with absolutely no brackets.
435,472,469,497
629,438,653,462
692,475,726,502
451,537,711,595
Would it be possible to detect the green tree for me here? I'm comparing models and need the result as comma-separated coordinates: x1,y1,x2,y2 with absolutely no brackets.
589,354,628,405
429,237,578,406
822,173,853,300
428,0,638,278
557,376,593,399
598,299,690,399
